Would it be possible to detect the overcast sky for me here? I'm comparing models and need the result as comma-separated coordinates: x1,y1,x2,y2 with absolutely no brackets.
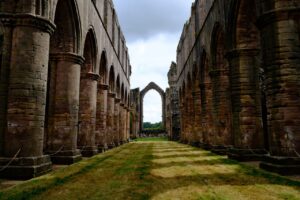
114,0,194,123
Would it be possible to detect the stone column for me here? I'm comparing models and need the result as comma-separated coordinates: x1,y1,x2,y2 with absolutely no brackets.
200,77,213,149
0,14,55,179
126,107,130,141
0,17,13,157
193,83,202,146
227,49,265,160
186,91,194,145
78,73,99,157
119,103,125,143
114,97,121,146
106,92,115,148
96,83,108,152
179,101,186,143
123,106,128,142
210,69,232,149
46,53,83,164
257,3,300,175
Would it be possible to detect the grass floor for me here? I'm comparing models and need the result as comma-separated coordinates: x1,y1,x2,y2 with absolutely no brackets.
0,140,300,200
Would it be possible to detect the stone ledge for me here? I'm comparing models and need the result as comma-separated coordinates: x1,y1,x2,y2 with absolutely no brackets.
0,155,52,180
260,160,300,176
228,148,268,161
47,149,82,165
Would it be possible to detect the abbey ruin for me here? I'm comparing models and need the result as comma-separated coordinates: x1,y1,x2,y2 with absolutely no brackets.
0,0,131,179
165,0,300,175
0,0,299,181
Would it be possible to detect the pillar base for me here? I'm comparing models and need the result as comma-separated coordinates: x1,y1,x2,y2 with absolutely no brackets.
228,148,268,161
48,150,82,165
260,156,300,175
211,145,231,155
114,142,121,147
107,143,116,149
0,155,52,180
80,147,98,157
198,143,213,150
98,144,108,153
190,141,201,147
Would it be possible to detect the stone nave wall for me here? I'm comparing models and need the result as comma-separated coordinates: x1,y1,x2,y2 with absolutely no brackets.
0,0,131,179
169,0,300,175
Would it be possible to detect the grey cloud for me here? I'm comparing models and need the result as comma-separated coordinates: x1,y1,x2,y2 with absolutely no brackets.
114,0,194,42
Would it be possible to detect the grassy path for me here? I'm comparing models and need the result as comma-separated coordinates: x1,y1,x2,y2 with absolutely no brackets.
0,139,300,200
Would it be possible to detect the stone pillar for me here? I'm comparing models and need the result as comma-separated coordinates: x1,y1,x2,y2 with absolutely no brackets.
257,3,300,175
119,103,125,143
193,83,202,146
127,107,130,141
114,98,121,146
0,17,13,157
96,83,108,152
46,53,83,164
78,73,99,157
0,14,55,179
106,92,115,148
179,101,186,143
200,77,213,149
186,91,195,145
123,106,128,142
227,49,266,160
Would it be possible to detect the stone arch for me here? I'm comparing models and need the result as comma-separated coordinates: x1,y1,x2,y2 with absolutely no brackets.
121,83,125,102
99,51,108,84
108,65,115,92
77,28,99,156
140,82,166,131
116,75,121,98
50,0,81,54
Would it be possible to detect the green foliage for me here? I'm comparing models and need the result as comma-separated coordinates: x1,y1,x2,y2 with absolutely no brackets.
143,121,163,130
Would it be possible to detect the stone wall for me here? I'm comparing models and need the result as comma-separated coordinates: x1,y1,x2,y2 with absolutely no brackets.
169,0,300,175
0,0,131,179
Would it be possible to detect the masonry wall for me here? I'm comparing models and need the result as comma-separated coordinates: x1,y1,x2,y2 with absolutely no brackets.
169,0,300,174
0,0,131,179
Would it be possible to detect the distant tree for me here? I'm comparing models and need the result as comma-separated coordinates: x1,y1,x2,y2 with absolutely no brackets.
143,122,163,130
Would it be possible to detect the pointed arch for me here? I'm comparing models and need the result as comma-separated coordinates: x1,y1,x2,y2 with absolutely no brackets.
140,82,166,131
99,51,108,84
51,0,81,54
116,75,121,98
108,65,115,93
82,28,98,73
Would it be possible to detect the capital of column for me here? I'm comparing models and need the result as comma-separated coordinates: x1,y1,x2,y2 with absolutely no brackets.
50,52,85,65
257,7,300,29
226,48,260,60
0,13,56,34
98,83,109,91
81,72,100,81
108,92,116,98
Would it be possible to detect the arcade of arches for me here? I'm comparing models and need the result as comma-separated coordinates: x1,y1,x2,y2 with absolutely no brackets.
165,0,300,175
0,0,131,179
0,0,300,180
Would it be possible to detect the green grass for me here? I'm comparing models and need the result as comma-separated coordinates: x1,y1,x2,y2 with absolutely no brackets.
0,141,299,200
133,137,168,142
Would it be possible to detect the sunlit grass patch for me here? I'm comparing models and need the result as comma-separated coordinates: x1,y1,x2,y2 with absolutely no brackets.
0,140,300,200
133,137,168,142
